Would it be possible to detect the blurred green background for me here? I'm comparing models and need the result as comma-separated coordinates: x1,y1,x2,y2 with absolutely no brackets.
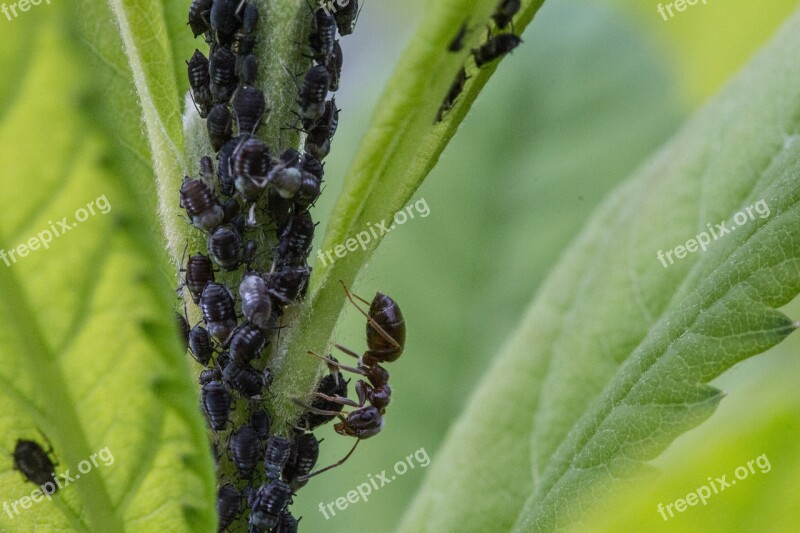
1,0,799,531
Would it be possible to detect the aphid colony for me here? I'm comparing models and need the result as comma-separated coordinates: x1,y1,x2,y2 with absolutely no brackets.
436,0,523,122
181,1,377,531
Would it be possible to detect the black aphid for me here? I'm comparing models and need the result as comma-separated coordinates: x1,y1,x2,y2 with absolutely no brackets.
299,65,330,128
229,323,266,363
176,311,190,350
334,0,359,36
13,439,58,494
201,380,232,431
199,155,215,180
472,33,522,67
207,104,234,151
234,2,259,55
284,432,320,491
217,483,242,531
233,86,266,135
299,367,348,429
325,40,343,91
198,368,221,386
448,22,469,52
180,177,224,231
263,436,292,480
239,274,273,331
200,282,237,341
273,510,299,533
250,409,271,440
263,265,310,306
492,0,521,29
188,0,213,38
184,253,215,303
229,425,260,479
210,0,243,44
189,324,214,366
232,137,271,200
309,8,336,63
249,480,292,532
187,50,212,117
208,225,243,271
435,67,469,123
209,45,238,103
223,362,265,397
305,99,338,160
240,54,259,86
275,210,315,267
217,138,239,197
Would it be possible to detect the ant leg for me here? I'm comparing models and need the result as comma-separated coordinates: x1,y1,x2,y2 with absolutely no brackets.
333,343,362,360
298,439,360,482
291,398,350,417
310,392,361,408
308,350,365,376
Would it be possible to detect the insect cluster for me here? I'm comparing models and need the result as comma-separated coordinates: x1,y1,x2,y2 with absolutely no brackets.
181,1,365,531
436,0,523,122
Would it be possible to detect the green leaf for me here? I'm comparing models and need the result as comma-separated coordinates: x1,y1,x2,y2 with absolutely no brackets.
270,0,547,430
399,6,800,532
0,8,214,533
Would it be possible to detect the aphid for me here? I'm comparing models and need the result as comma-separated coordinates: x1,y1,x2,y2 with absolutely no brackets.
217,138,239,197
210,0,243,43
176,312,190,350
217,483,242,531
240,54,259,85
263,436,292,480
209,45,238,103
232,137,271,200
200,282,237,341
189,324,214,366
298,366,348,429
199,155,215,180
325,40,343,91
233,2,259,55
229,425,260,479
472,33,522,68
221,198,241,225
435,67,468,123
448,22,469,52
304,99,338,160
233,86,266,135
274,210,315,267
201,380,232,431
299,65,330,128
216,351,232,371
266,164,320,208
267,188,293,232
492,0,521,29
198,368,221,386
207,225,243,271
239,274,273,331
334,0,359,36
223,362,265,397
284,432,320,491
273,510,299,533
249,480,292,532
229,323,265,363
250,409,271,440
188,0,213,38
184,253,216,303
187,50,212,117
263,265,311,306
207,104,233,151
13,439,57,494
309,7,336,63
302,154,324,180
180,177,224,231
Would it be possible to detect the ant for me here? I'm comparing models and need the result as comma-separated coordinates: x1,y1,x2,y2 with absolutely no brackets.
293,281,405,480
